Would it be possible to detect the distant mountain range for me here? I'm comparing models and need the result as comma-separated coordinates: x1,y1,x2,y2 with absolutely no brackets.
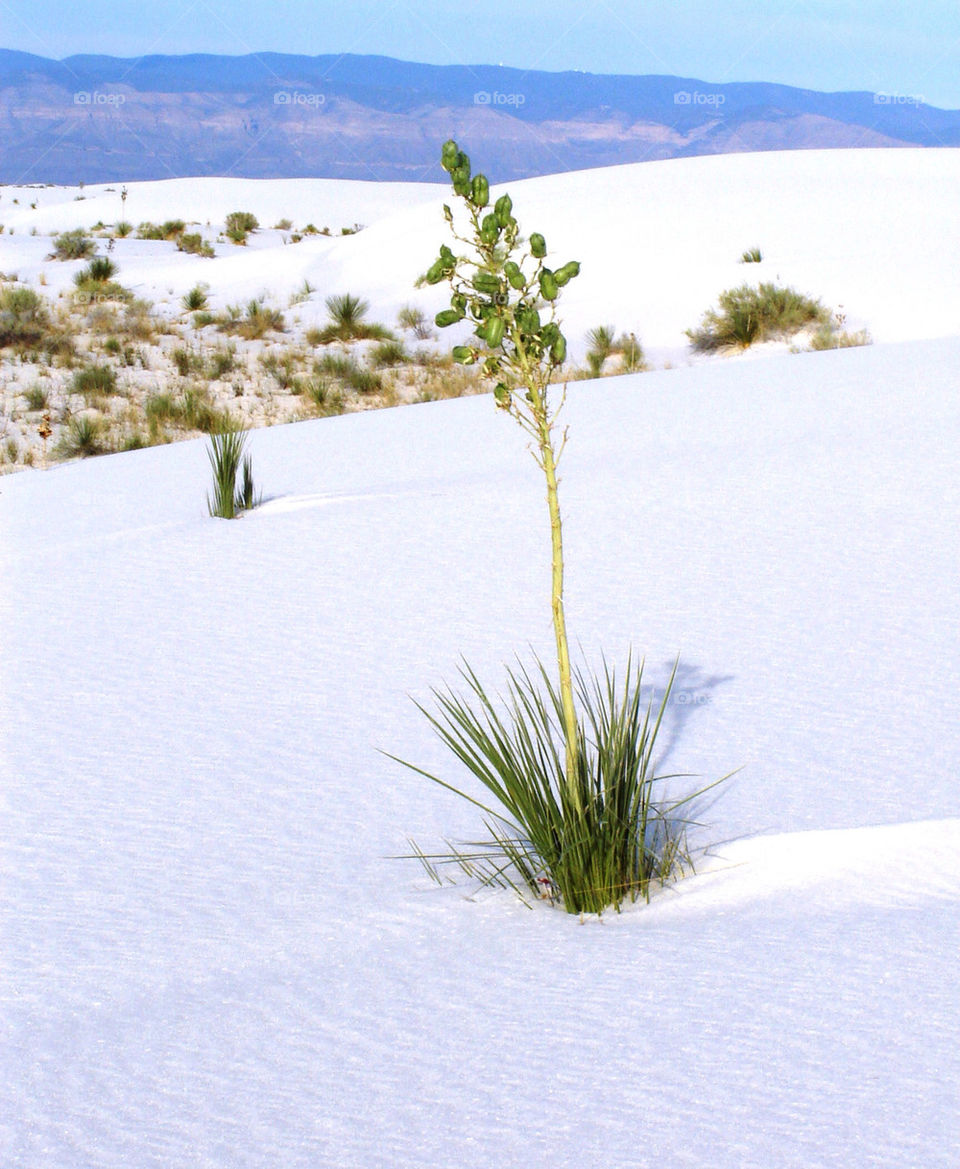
2,49,958,184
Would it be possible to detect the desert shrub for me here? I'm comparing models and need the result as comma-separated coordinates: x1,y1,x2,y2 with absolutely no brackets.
72,257,130,302
740,247,763,263
206,426,259,519
51,230,95,260
115,221,133,237
192,311,215,328
616,332,646,373
120,299,157,341
274,218,293,231
310,293,393,344
686,282,828,351
72,363,117,397
225,211,258,234
340,223,364,235
56,414,105,458
170,346,201,376
807,316,872,350
288,279,315,307
397,304,435,341
0,286,49,349
585,324,615,377
398,138,724,915
259,350,301,388
137,220,185,241
182,284,209,312
178,232,215,258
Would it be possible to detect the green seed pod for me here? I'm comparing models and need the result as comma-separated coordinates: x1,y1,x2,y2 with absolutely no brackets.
452,345,475,364
553,260,581,287
494,382,511,406
484,316,505,348
456,153,471,178
473,271,501,296
539,269,559,301
441,140,460,171
529,232,547,258
451,292,467,313
541,322,560,345
518,307,541,333
482,356,502,378
494,194,513,227
435,308,464,328
471,174,490,208
480,214,499,245
425,260,445,285
504,261,525,290
551,333,567,363
442,203,453,224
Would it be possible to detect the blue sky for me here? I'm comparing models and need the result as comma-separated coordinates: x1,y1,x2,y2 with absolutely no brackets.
3,0,959,107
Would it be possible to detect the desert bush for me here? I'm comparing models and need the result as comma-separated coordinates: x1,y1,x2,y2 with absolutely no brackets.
288,279,315,307
24,383,50,410
807,316,872,350
0,286,49,349
72,257,130,302
585,324,615,377
274,218,293,231
225,211,258,234
259,349,301,388
616,332,646,373
115,221,133,238
686,282,828,351
192,311,215,328
397,138,722,915
206,426,259,519
178,232,215,258
207,346,237,379
740,247,763,263
310,293,394,344
72,363,117,397
170,346,201,376
397,304,435,341
51,230,96,260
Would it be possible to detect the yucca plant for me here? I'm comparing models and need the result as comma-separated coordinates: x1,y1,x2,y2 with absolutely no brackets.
397,139,724,914
311,293,394,343
206,426,259,518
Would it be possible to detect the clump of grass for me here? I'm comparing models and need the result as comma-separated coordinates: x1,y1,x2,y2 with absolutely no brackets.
740,247,763,263
310,293,393,344
369,338,409,368
219,299,285,339
206,426,259,518
807,315,872,351
259,349,301,388
686,282,829,351
224,211,258,245
114,221,133,238
50,230,95,260
72,257,130,302
72,363,117,397
288,279,315,307
316,351,382,394
56,413,105,458
401,656,718,914
182,283,209,312
207,345,237,380
192,310,215,328
274,218,293,231
170,346,201,376
24,383,50,410
583,326,646,377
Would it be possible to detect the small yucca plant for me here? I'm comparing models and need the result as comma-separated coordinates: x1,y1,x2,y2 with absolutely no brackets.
206,426,259,518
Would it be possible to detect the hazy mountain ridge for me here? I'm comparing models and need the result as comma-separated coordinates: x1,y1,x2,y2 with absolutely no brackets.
1,48,958,183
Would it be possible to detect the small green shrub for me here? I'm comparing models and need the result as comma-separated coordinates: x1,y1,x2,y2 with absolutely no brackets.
178,233,215,258
137,220,185,241
740,247,763,263
316,352,382,394
687,283,828,351
239,299,285,339
369,339,409,367
274,218,293,231
56,414,105,458
51,230,95,260
225,211,259,234
207,346,237,380
192,311,215,328
24,383,50,410
182,284,209,312
115,221,133,238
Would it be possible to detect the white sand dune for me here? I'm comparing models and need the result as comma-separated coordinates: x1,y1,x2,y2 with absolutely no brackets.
4,148,959,363
4,146,960,1165
3,300,960,1166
